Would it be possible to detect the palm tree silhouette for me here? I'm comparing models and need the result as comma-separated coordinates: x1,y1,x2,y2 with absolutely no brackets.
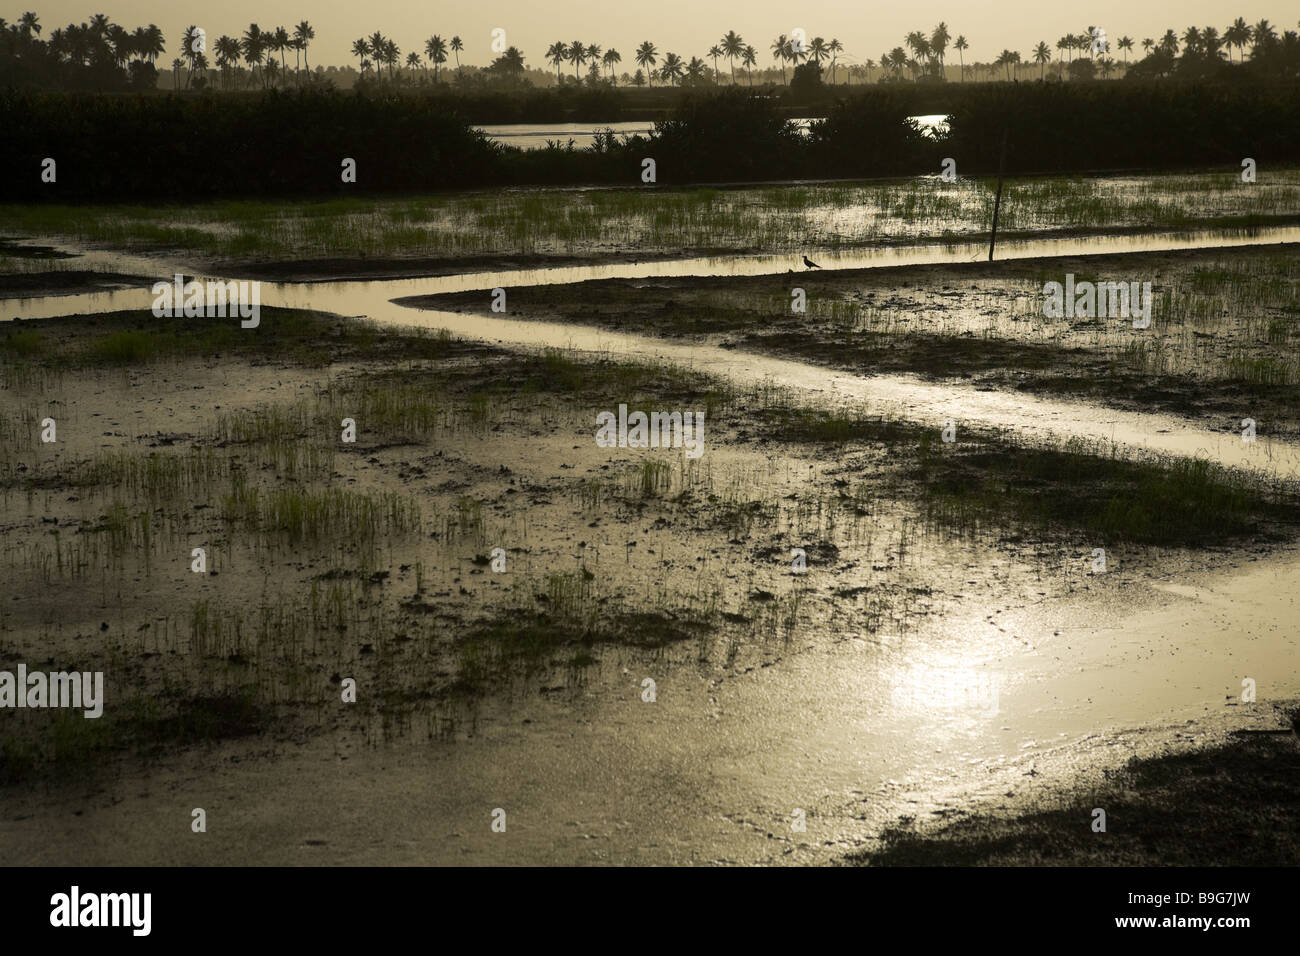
425,35,447,82
180,24,201,87
1033,41,1051,79
271,26,289,74
568,39,586,78
954,35,968,81
1225,18,1250,63
741,44,757,85
603,48,621,84
294,21,314,77
771,35,789,84
451,36,463,76
1252,19,1277,53
930,22,950,76
351,38,369,75
214,35,239,89
242,24,265,88
635,41,658,87
661,52,684,85
368,31,387,79
721,31,743,84
546,43,567,82
808,37,829,70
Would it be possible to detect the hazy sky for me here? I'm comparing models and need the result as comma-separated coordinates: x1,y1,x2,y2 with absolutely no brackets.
24,1,1300,68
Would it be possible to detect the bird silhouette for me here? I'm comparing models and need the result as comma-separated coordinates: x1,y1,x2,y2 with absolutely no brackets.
803,255,821,269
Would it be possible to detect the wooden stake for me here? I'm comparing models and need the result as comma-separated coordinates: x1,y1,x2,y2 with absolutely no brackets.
988,128,1009,261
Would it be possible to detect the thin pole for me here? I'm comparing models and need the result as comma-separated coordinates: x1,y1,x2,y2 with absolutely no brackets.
988,128,1009,261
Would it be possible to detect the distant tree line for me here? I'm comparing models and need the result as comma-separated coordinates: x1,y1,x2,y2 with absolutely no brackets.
5,81,1299,202
3,12,1298,93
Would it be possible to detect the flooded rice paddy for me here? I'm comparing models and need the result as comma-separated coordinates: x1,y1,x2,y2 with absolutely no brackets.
2,182,1299,864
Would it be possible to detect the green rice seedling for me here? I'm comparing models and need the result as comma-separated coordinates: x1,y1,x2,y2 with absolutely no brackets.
637,459,674,498
440,495,485,544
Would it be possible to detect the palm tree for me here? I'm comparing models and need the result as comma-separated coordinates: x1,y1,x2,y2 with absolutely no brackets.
181,25,202,87
930,22,950,75
1203,27,1224,61
827,38,843,83
741,44,757,85
406,51,421,79
888,47,907,80
171,56,183,89
214,35,240,89
1182,27,1202,57
1057,36,1073,75
808,37,829,69
546,43,567,81
686,56,707,82
106,24,130,68
906,31,931,71
661,51,684,85
451,36,463,76
568,38,586,78
17,10,40,39
770,35,790,83
294,21,314,77
368,32,387,79
383,39,399,79
995,49,1020,81
145,24,164,64
425,35,447,82
1251,19,1277,54
1033,41,1051,79
585,44,601,80
1226,18,1250,63
272,26,289,73
241,25,265,87
708,45,722,82
635,41,658,87
1142,37,1154,56
603,48,621,84
721,30,743,83
351,38,370,74
1118,35,1133,65
1159,29,1179,55
954,35,968,81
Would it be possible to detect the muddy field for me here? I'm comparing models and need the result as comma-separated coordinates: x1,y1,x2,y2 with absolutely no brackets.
416,245,1300,439
3,170,1300,865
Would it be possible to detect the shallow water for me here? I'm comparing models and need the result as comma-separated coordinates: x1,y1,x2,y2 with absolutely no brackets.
4,230,1300,863
475,115,950,149
8,227,1300,478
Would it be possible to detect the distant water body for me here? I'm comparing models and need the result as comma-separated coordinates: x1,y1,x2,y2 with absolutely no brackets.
477,114,951,149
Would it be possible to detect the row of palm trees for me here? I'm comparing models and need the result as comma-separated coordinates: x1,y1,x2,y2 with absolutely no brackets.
188,22,316,90
4,11,1298,92
0,13,323,90
0,12,164,72
349,32,466,82
886,19,1293,83
545,42,625,83
619,32,847,88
